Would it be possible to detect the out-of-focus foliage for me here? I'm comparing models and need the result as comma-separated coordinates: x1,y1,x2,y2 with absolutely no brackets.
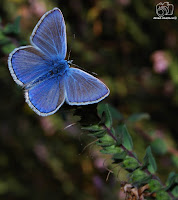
0,0,178,199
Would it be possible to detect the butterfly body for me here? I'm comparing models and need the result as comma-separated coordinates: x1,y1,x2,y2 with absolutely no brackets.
8,8,110,116
38,59,69,81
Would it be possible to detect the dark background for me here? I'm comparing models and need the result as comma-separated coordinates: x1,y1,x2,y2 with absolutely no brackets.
0,0,178,199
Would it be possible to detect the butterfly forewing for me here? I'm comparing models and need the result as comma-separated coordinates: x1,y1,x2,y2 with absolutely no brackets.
30,8,67,59
8,46,49,86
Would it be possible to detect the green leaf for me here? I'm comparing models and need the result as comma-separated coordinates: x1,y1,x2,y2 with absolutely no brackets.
116,124,133,150
4,16,21,35
96,134,115,147
151,138,168,155
172,185,178,198
0,31,10,44
100,145,122,155
122,156,139,171
2,43,16,54
156,190,171,200
169,58,178,85
165,172,178,190
172,155,178,168
112,151,127,162
107,104,123,121
82,125,103,132
97,103,112,128
129,168,150,186
143,146,157,173
88,130,106,138
148,179,162,192
127,113,150,123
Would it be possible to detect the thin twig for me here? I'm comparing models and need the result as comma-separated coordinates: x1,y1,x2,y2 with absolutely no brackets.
134,126,178,157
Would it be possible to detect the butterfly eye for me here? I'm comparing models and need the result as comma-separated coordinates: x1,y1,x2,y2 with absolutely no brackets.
67,60,73,65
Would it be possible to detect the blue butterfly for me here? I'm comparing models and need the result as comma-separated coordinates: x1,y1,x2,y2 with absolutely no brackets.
8,8,110,116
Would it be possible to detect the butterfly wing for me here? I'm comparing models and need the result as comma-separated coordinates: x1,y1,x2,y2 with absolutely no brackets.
8,46,50,86
64,68,110,105
8,45,65,116
25,77,65,116
30,7,67,59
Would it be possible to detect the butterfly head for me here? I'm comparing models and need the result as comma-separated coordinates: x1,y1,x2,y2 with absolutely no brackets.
67,60,73,66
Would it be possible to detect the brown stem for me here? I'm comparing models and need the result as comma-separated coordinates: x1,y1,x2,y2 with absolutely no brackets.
134,126,178,157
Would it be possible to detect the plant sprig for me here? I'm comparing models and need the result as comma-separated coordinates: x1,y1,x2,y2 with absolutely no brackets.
82,103,178,200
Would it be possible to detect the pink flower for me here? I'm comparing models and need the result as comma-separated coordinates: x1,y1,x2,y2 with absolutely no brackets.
151,51,170,73
117,0,131,6
29,0,47,17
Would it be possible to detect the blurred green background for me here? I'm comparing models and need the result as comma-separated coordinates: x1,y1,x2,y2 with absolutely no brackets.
0,0,178,199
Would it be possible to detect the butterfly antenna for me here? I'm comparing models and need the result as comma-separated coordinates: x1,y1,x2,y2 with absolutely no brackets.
68,34,97,76
67,33,76,61
67,49,72,61
71,63,98,76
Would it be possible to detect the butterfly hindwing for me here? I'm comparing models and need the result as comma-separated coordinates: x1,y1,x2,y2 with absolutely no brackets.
30,8,67,59
64,68,110,105
25,77,65,116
